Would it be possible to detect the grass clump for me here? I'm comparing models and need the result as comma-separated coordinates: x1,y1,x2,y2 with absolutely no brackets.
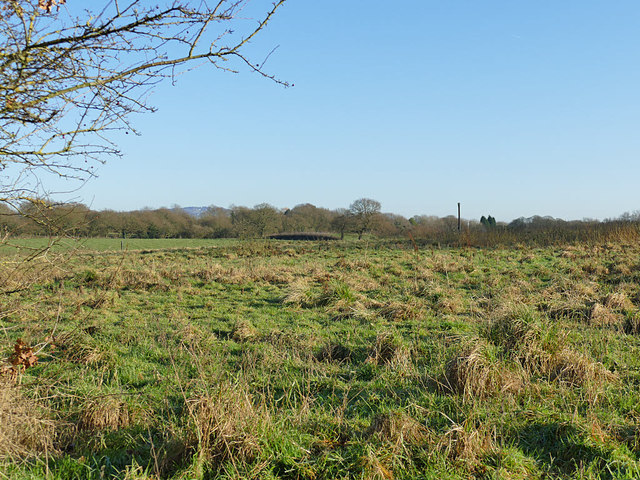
604,291,634,311
372,299,420,321
282,278,313,307
185,381,268,468
590,303,621,327
79,395,131,432
367,332,411,369
366,412,431,448
315,279,371,321
444,339,524,400
231,319,258,342
317,279,356,305
483,305,616,388
0,379,58,459
550,349,616,387
441,420,496,468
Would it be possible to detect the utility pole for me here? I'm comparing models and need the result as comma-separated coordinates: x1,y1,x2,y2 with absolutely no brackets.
457,202,461,233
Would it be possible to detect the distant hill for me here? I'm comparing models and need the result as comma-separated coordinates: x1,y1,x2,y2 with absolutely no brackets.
181,206,230,217
182,206,210,218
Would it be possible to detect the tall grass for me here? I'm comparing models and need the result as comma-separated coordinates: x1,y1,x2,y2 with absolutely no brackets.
2,238,640,478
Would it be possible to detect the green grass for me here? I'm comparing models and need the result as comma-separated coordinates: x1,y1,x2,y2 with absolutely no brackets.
0,236,235,255
2,239,640,478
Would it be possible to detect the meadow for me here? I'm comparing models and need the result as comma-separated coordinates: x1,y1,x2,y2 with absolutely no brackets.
0,237,235,255
2,237,640,479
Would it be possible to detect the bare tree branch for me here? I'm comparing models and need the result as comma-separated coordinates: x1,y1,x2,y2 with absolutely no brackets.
0,0,289,205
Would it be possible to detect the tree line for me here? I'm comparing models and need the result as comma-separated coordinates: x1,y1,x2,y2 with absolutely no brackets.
1,198,639,246
0,198,391,239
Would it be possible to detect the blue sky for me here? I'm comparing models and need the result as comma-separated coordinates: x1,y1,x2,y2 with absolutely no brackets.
70,1,640,222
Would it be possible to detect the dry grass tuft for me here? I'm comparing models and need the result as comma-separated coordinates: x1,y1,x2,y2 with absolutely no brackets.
582,261,609,277
542,288,592,322
604,292,634,311
56,333,110,366
367,333,411,369
432,288,466,315
615,263,633,277
249,264,294,285
546,301,591,322
360,450,394,480
79,395,131,431
484,305,566,375
440,421,496,467
572,280,600,298
282,278,312,307
314,280,372,321
366,412,430,447
589,303,621,327
111,268,167,291
231,319,258,342
550,349,617,387
330,299,371,321
374,300,420,321
186,382,267,465
80,290,119,309
484,306,616,389
361,410,431,478
430,254,466,274
179,323,213,348
444,340,524,400
485,306,550,352
261,330,315,354
315,279,356,305
0,379,58,459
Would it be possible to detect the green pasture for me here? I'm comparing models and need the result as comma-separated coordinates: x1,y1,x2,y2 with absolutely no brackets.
2,239,640,479
0,237,235,254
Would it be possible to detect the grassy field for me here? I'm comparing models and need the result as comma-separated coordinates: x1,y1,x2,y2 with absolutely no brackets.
0,237,235,255
2,238,640,479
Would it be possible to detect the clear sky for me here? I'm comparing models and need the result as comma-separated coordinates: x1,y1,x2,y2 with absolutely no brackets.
67,1,640,222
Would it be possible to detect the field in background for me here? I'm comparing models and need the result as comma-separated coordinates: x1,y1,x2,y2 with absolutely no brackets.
0,237,234,255
2,238,640,479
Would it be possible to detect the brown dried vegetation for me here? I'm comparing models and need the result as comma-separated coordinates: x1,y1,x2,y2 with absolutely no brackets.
366,412,431,448
440,421,496,470
0,380,58,459
444,340,525,400
79,396,131,431
231,319,258,343
186,382,267,466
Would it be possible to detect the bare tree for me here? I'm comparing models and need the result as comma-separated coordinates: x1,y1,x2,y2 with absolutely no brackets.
349,198,381,239
330,207,351,240
0,0,288,211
